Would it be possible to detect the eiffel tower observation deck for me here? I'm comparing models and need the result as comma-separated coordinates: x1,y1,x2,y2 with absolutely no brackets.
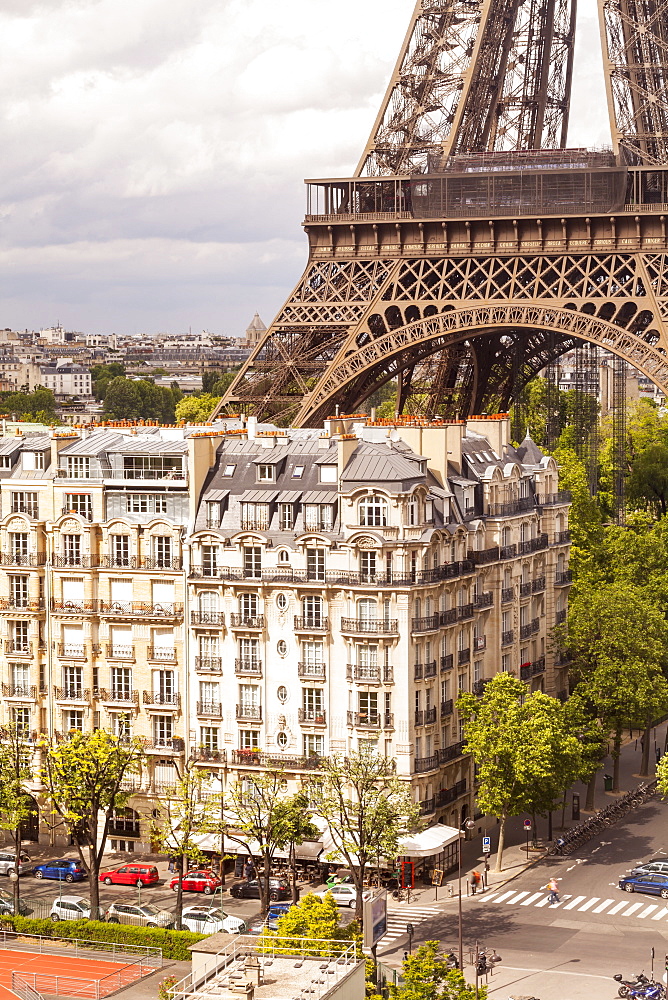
218,0,668,426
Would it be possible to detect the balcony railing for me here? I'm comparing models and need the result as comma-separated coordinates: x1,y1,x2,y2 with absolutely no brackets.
298,708,327,725
420,797,435,815
414,754,439,774
106,645,135,660
436,779,468,807
0,599,44,613
99,601,183,619
195,656,223,673
487,497,535,517
293,616,329,632
139,557,183,571
458,647,471,665
55,687,90,702
230,614,265,630
189,565,483,587
501,586,514,602
51,600,98,614
425,706,437,724
414,663,423,680
230,749,325,770
197,701,223,718
411,614,440,633
4,641,32,655
536,490,571,506
57,643,87,659
235,659,262,676
441,698,454,717
555,569,573,585
532,656,546,674
190,611,225,626
437,740,467,764
298,661,326,680
501,629,514,645
500,544,517,560
554,530,571,544
53,555,99,568
519,618,540,640
474,592,493,609
347,664,388,684
440,654,454,672
340,618,398,634
143,691,181,708
473,678,491,696
468,547,500,566
2,683,36,699
143,737,185,753
147,647,177,662
473,635,486,651
347,710,381,728
424,660,437,679
0,553,46,567
555,609,567,624
98,555,182,570
532,576,546,593
457,603,474,621
519,582,532,598
10,505,38,519
99,688,139,705
236,704,262,721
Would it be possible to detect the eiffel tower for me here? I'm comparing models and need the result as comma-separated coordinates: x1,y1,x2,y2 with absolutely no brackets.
219,0,668,426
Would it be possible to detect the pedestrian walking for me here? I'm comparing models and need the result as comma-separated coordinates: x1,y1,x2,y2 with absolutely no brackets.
470,870,481,895
168,855,176,873
542,877,560,904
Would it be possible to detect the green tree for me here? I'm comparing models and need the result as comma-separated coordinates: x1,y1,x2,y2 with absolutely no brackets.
103,377,142,419
211,371,239,396
150,761,219,928
389,942,484,1000
91,363,125,401
175,394,221,423
458,673,588,870
0,388,59,421
553,446,604,581
315,748,420,921
273,792,320,903
262,892,356,954
565,581,668,788
0,725,35,915
627,442,668,516
41,730,145,918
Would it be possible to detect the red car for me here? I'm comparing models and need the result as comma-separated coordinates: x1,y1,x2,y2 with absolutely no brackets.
99,864,160,887
169,870,222,895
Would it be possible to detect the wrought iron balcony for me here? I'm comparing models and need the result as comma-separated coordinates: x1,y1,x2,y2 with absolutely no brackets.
98,601,183,619
53,555,98,568
230,749,325,770
197,701,223,718
293,616,329,632
51,599,98,615
230,614,265,630
440,653,454,672
347,664,383,684
486,497,535,517
500,544,517,559
106,645,135,660
143,691,180,708
2,683,36,700
0,553,46,567
420,797,435,815
99,688,139,705
143,736,185,754
147,646,177,662
0,599,44,613
501,629,514,645
536,490,571,506
236,704,262,721
55,686,90,703
458,647,471,665
234,658,262,676
195,656,223,673
468,547,500,566
457,603,474,621
554,529,571,544
298,708,327,725
298,662,326,680
519,582,532,598
519,618,540,640
190,610,225,626
555,569,573,585
340,618,398,634
441,698,454,717
437,740,467,764
473,678,491,696
501,586,514,602
414,754,438,774
4,641,32,656
411,614,440,633
57,643,87,659
347,710,381,728
532,576,546,593
555,609,567,624
474,592,493,608
435,779,468,807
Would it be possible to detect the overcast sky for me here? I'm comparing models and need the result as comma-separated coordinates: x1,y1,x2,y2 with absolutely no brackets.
0,0,609,338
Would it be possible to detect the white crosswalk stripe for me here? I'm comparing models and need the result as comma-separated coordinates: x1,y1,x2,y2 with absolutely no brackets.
473,889,668,922
382,905,441,944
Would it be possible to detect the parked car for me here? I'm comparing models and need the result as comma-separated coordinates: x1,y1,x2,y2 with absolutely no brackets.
0,853,33,877
34,859,86,883
169,870,222,895
105,902,174,928
230,878,292,902
180,905,246,935
0,889,30,916
99,864,159,888
50,896,92,921
631,860,668,876
619,871,668,898
315,885,371,908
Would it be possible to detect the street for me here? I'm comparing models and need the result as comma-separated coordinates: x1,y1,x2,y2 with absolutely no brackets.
376,791,668,999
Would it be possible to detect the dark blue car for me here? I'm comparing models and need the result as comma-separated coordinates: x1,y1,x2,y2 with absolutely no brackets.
34,859,87,883
619,871,668,898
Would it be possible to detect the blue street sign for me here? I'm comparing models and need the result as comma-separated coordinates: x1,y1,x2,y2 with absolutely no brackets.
482,836,491,853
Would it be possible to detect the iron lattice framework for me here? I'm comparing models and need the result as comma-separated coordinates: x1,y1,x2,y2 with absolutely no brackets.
218,0,668,426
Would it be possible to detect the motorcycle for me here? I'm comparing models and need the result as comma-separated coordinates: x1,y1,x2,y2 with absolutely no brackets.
614,974,651,998
626,982,665,1000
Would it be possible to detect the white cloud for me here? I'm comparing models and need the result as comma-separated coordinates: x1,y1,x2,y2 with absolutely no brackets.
0,0,610,335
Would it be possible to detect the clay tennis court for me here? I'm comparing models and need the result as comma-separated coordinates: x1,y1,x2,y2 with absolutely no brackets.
0,945,151,998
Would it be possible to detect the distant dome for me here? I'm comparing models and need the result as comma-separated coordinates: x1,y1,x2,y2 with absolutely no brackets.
246,313,267,335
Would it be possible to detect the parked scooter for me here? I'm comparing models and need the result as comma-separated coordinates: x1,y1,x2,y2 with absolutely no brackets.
614,974,651,998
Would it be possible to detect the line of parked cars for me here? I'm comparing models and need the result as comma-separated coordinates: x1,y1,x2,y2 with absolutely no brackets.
619,857,668,897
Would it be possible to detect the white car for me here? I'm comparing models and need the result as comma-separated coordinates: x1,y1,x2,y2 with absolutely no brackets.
181,905,246,935
50,896,92,921
315,885,371,908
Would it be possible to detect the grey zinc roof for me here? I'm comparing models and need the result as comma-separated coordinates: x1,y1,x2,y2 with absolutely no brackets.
302,490,338,503
237,490,279,503
20,435,50,451
203,489,230,501
342,443,424,484
58,432,126,456
515,435,545,465
0,438,23,456
113,437,188,455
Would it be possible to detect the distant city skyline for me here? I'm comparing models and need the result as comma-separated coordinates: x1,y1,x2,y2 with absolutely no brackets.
0,0,609,338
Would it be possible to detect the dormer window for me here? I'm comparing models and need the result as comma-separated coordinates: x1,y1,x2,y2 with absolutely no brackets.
66,457,90,479
223,464,236,477
258,465,274,483
23,452,44,471
359,495,388,527
0,456,12,469
425,500,434,522
292,466,304,479
319,465,337,484
407,497,418,526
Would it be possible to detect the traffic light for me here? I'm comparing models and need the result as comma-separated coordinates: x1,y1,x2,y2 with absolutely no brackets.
400,860,415,888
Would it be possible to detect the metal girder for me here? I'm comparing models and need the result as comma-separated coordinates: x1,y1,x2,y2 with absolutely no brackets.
600,0,668,165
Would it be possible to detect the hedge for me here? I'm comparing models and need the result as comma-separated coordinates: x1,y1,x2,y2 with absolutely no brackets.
0,916,205,961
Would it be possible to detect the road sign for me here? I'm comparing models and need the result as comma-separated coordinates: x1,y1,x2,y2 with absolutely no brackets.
523,819,532,830
482,836,491,853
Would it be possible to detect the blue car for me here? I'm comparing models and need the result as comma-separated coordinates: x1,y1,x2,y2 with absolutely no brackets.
34,859,87,883
619,871,668,898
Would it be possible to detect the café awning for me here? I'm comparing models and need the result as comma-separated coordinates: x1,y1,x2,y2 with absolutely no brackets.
398,825,460,858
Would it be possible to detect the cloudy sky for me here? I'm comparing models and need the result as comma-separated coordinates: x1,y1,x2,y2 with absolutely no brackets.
0,0,609,338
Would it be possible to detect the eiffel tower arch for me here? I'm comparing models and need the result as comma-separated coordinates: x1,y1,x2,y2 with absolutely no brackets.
218,0,668,425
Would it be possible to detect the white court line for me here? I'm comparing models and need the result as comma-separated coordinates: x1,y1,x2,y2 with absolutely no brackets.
608,901,629,915
506,891,530,904
652,907,668,920
577,898,600,912
520,892,544,906
592,899,614,913
563,895,587,910
491,890,517,904
621,902,643,917
637,905,658,918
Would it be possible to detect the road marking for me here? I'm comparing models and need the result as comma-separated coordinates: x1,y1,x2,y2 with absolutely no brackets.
621,902,643,917
607,901,628,915
491,890,517,904
591,846,601,853
563,895,587,910
592,899,615,913
480,892,499,902
506,891,530,904
520,892,544,906
652,907,668,920
637,904,658,918
566,865,576,871
577,897,599,911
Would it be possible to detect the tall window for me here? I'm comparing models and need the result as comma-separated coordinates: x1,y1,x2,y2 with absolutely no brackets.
11,621,29,652
359,495,388,527
359,551,377,582
111,535,130,566
200,727,219,750
199,634,220,660
239,730,260,750
279,503,294,531
239,637,260,666
11,492,38,517
257,464,274,482
301,596,323,628
154,670,175,703
66,457,90,479
152,536,172,568
111,667,132,700
199,680,220,711
10,533,29,562
304,504,333,531
202,545,219,577
152,715,173,747
301,641,324,672
239,593,259,620
13,707,30,738
243,547,262,578
110,714,132,741
302,688,324,715
11,663,30,695
63,666,83,698
358,691,378,722
9,576,28,608
125,494,167,514
407,497,418,526
306,548,325,581
303,735,324,757
240,504,269,530
62,535,81,565
356,598,377,628
65,710,84,732
65,494,92,518
206,501,222,527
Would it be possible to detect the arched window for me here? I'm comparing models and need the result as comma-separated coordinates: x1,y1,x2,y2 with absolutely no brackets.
359,495,388,527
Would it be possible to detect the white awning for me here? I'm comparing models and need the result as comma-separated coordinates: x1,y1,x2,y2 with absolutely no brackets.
398,825,460,858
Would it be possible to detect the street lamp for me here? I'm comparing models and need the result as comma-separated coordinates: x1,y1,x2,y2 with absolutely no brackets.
457,818,475,972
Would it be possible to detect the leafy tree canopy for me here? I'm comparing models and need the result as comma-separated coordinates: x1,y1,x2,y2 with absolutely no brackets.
175,393,221,423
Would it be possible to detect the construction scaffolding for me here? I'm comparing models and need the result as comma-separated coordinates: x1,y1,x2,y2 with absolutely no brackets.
611,355,628,524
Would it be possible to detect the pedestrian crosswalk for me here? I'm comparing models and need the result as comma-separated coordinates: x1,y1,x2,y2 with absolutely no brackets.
479,888,668,921
382,904,442,946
